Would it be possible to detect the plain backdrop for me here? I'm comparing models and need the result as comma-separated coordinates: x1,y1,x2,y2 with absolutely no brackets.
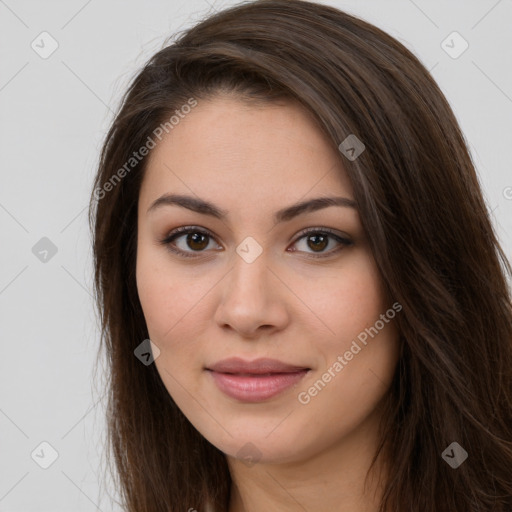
1,0,511,510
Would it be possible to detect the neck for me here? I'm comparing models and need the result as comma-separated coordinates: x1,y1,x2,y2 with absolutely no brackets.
226,402,390,512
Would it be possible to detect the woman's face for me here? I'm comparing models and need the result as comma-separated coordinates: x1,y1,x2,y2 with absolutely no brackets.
136,94,400,464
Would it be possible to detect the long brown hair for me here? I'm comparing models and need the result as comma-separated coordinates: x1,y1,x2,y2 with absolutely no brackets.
88,1,512,510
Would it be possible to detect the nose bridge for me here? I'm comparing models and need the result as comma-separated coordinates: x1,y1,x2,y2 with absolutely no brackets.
228,240,272,305
214,238,288,335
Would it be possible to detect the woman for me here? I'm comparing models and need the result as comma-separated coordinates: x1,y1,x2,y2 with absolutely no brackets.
89,1,512,511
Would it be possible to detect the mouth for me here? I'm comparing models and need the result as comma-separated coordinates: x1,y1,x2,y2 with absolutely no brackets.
205,357,311,402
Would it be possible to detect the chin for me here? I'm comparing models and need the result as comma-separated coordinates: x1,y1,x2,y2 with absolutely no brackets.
196,418,319,466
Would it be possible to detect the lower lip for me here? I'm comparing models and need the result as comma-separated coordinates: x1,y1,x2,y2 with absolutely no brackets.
207,370,309,402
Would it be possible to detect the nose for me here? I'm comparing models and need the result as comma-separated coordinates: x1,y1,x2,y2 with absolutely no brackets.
213,249,290,339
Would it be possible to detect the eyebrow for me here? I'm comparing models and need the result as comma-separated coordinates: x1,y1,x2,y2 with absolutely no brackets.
146,193,357,223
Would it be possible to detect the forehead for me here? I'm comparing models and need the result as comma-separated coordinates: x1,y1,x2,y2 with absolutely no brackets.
139,95,353,212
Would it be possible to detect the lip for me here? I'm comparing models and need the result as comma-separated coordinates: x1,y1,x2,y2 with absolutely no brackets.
207,357,310,374
206,357,310,402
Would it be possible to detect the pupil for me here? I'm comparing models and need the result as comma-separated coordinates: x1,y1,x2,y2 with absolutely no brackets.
308,234,327,252
187,232,208,250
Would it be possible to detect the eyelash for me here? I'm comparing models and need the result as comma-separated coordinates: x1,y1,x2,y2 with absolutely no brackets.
158,225,353,259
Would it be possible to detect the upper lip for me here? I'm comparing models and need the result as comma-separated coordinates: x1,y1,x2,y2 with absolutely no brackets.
206,357,310,374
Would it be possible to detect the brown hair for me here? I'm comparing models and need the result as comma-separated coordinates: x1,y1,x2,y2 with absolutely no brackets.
88,1,512,510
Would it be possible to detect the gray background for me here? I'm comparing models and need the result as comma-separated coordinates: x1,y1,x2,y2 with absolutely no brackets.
1,0,511,510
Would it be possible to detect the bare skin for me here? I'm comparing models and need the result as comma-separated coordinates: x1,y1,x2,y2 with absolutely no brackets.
136,94,400,512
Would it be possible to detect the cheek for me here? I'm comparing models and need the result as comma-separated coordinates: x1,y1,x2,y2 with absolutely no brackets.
300,252,399,402
293,261,399,452
135,245,222,399
136,253,204,402
305,252,390,345
136,244,210,343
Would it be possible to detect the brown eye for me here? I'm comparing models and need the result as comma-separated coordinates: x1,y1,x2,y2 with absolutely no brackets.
306,233,329,252
159,226,221,258
185,232,209,251
290,228,353,258
159,226,353,260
